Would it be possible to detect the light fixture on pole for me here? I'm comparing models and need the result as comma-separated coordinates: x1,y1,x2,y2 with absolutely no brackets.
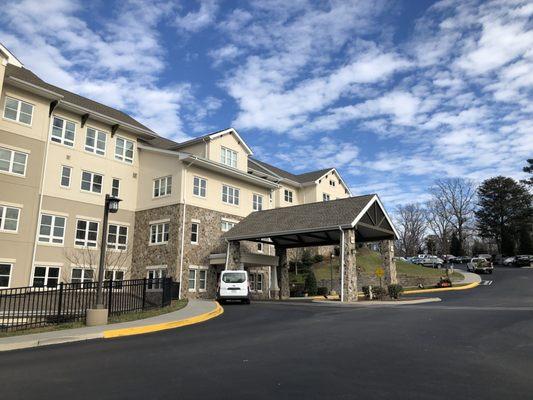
330,253,335,294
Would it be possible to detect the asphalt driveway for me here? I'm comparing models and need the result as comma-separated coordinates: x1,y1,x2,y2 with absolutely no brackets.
1,266,532,400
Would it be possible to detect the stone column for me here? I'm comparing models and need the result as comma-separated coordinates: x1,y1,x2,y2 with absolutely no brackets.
380,239,398,285
269,265,280,299
276,246,289,300
342,229,358,302
225,241,241,270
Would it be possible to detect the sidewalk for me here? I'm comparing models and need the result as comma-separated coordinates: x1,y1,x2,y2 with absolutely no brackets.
454,270,482,285
0,299,221,352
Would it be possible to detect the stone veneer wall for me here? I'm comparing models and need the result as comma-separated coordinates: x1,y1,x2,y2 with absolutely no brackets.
318,273,445,293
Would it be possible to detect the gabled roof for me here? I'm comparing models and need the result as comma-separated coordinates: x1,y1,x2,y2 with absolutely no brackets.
223,194,397,243
249,158,333,184
4,64,155,135
170,128,253,155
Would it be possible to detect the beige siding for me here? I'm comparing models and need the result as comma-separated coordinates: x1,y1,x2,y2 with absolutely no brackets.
207,132,249,172
314,170,350,201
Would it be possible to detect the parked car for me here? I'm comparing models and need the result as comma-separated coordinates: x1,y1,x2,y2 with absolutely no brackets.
467,258,494,274
217,270,251,304
452,256,470,265
476,254,493,262
414,257,444,268
502,257,515,266
515,255,532,267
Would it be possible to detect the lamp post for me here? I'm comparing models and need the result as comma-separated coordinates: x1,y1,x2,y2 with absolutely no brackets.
330,253,335,294
87,194,121,326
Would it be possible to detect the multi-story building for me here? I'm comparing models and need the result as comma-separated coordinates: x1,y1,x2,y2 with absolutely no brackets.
0,45,351,299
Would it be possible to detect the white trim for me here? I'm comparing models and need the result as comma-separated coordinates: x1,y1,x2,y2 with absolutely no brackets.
50,115,76,147
145,265,168,270
191,221,199,245
2,95,34,127
349,195,399,239
209,128,253,155
60,165,72,189
0,262,13,289
221,217,239,224
0,145,29,177
148,218,170,225
0,258,16,263
84,126,108,157
0,200,24,209
191,218,201,223
80,170,104,194
75,215,101,223
114,135,135,164
0,142,32,154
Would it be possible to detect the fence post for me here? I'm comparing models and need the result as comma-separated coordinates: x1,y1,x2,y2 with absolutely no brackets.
142,278,147,311
107,277,113,314
56,282,64,323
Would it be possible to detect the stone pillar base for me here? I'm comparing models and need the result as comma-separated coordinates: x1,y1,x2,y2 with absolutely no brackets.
270,289,280,299
86,308,109,327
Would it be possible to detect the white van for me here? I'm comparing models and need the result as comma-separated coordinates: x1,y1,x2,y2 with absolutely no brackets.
217,270,250,304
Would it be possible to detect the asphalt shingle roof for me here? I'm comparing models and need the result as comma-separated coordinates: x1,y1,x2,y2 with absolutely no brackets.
223,194,376,239
249,158,333,184
5,64,154,133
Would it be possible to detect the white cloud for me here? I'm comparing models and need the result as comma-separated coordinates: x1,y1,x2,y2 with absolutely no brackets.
174,0,219,32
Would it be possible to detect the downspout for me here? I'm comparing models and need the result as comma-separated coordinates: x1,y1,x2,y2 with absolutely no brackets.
339,226,345,302
29,112,54,285
178,161,193,299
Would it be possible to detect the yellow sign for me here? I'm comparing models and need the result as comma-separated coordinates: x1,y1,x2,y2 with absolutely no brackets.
375,267,384,278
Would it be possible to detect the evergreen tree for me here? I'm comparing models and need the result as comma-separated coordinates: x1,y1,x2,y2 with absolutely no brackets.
518,223,533,254
304,271,318,296
521,159,533,187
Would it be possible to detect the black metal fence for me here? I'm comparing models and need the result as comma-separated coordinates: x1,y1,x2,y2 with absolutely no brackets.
0,278,175,332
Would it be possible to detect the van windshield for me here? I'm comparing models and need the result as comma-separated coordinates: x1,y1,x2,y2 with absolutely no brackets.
222,272,246,283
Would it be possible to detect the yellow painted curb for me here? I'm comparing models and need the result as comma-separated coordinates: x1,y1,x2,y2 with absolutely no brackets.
103,302,224,339
403,281,479,295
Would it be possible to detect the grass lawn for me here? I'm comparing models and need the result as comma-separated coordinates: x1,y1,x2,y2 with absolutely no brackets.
0,299,188,338
291,247,462,283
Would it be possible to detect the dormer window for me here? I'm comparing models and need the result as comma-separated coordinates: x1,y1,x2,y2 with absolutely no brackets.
221,147,237,168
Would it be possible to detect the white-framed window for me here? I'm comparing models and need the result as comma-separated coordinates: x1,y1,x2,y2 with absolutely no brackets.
75,219,99,247
81,171,103,194
51,116,75,147
222,185,240,205
150,222,169,244
221,147,237,168
147,267,166,290
0,205,20,232
221,219,236,232
3,96,33,125
329,180,336,187
71,268,94,284
105,269,125,282
253,194,263,211
112,178,120,197
284,189,293,203
257,242,264,253
193,176,207,197
107,224,128,250
85,128,107,156
60,166,72,188
32,266,60,288
0,263,12,288
153,176,172,198
0,146,28,176
188,266,208,292
115,136,134,163
38,214,66,244
323,193,330,201
250,273,263,292
191,222,199,244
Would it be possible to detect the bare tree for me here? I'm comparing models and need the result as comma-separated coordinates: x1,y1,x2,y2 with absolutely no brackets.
430,178,476,256
425,199,451,255
64,246,132,282
395,203,427,257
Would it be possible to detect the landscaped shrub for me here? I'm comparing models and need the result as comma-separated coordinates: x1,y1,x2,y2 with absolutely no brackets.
362,286,371,299
371,286,387,300
312,254,324,263
317,286,328,296
387,284,403,299
290,283,305,297
304,271,318,296
437,277,452,288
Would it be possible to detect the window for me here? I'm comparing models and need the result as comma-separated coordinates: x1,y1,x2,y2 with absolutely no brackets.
147,267,166,290
153,176,172,198
75,219,99,247
188,267,208,292
3,97,33,125
0,146,28,176
32,266,60,288
323,193,331,201
257,242,264,253
0,205,20,232
38,214,66,244
191,222,199,244
253,194,263,211
0,263,12,288
284,189,293,203
330,180,336,187
221,147,237,168
222,185,240,205
193,176,207,197
250,273,263,292
221,220,236,232
85,128,107,155
51,117,75,147
115,137,134,163
60,166,72,188
105,270,125,281
150,222,169,244
107,224,128,250
81,171,103,193
71,268,94,285
188,269,196,291
112,178,120,197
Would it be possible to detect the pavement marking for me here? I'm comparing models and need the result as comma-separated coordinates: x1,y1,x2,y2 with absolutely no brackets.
103,302,224,339
479,280,493,286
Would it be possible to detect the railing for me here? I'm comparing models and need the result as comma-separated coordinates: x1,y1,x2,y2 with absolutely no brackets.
0,278,175,332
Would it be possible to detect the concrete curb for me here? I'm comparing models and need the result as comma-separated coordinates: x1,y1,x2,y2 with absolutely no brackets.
103,302,224,338
403,281,480,295
312,297,442,306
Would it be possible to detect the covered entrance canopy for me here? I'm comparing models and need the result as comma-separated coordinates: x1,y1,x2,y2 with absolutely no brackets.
222,194,399,302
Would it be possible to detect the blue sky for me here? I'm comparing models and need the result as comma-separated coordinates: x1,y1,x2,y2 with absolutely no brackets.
1,0,532,206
